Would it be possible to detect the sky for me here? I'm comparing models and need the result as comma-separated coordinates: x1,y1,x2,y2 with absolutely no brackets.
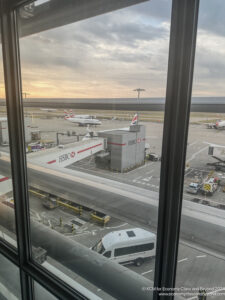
1,0,225,98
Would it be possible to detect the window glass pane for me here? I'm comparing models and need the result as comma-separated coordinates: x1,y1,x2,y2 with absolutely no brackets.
0,28,17,248
176,1,225,299
0,253,21,299
115,243,154,257
17,0,171,298
34,281,58,300
103,251,111,258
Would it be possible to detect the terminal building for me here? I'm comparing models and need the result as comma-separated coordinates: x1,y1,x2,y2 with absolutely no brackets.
0,117,35,145
97,125,146,172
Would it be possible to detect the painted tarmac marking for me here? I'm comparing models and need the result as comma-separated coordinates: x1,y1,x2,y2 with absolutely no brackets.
178,258,188,263
186,146,208,163
185,168,193,177
122,261,134,266
106,223,127,229
143,176,153,182
141,270,153,275
196,255,206,258
189,141,198,147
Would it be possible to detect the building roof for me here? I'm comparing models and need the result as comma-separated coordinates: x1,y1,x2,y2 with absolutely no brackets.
102,228,156,249
106,130,131,135
0,117,7,122
29,138,102,158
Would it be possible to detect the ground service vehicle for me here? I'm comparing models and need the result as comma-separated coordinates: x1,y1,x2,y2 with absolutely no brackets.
201,177,218,195
42,197,58,209
92,228,156,266
186,182,202,194
147,153,160,161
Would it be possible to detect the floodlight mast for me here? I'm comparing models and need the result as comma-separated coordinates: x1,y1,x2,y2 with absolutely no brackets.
133,88,145,124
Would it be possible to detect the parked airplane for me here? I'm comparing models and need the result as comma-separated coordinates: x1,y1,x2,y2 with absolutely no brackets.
82,113,139,138
64,110,101,126
119,113,139,129
206,120,225,129
64,110,92,119
215,120,225,129
131,113,138,125
40,108,57,112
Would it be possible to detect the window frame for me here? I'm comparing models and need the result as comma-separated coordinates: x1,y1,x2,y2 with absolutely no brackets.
0,0,200,299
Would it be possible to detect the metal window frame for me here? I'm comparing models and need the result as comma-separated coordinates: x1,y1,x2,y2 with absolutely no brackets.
0,0,200,299
0,1,88,299
0,1,33,299
154,0,199,299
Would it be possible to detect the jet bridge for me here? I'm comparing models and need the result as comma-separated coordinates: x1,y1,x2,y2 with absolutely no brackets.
28,138,105,168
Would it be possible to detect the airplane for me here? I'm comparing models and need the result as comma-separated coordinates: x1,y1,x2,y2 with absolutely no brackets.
64,110,93,119
64,110,101,126
81,113,139,140
98,113,139,134
40,108,57,112
131,113,138,125
215,120,225,129
206,120,225,129
117,113,139,129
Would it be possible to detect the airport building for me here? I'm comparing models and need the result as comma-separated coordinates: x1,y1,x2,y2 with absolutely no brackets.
97,125,145,172
0,117,35,145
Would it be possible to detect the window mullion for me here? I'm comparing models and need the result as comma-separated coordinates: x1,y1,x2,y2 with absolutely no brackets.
154,0,200,298
0,1,33,299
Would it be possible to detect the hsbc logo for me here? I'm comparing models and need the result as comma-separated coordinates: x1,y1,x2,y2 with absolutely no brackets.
59,151,76,163
70,152,75,158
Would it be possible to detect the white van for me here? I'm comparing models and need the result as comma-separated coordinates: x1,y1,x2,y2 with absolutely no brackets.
92,228,156,266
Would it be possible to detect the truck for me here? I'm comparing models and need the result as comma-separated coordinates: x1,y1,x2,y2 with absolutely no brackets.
201,177,219,196
186,182,202,195
146,153,160,161
92,228,156,266
42,197,58,209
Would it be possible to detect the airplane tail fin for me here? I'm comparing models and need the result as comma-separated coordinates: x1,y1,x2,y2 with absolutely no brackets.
131,113,138,125
64,110,70,119
69,109,75,117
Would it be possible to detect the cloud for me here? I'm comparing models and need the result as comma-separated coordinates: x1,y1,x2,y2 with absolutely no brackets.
198,0,225,37
19,1,171,97
18,0,225,98
193,29,225,96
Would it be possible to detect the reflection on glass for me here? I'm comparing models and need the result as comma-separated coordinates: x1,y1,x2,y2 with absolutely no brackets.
0,253,21,299
18,0,171,298
0,28,17,248
176,0,225,299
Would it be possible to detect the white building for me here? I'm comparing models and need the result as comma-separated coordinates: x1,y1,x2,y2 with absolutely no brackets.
0,117,33,145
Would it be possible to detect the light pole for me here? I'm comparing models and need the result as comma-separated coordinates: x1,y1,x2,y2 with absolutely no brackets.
133,88,145,124
22,92,30,99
